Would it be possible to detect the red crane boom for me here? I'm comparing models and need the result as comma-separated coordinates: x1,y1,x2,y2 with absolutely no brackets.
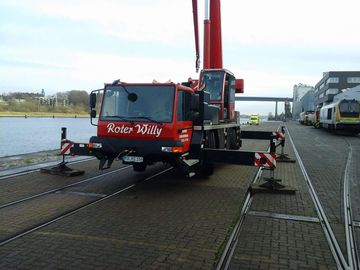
192,0,200,72
209,0,222,68
192,0,223,70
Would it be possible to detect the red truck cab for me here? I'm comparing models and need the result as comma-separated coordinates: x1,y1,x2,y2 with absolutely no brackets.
88,82,196,171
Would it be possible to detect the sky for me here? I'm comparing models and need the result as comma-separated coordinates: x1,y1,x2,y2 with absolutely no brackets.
1,0,360,115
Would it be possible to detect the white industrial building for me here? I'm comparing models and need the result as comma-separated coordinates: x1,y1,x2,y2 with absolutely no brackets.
292,83,314,119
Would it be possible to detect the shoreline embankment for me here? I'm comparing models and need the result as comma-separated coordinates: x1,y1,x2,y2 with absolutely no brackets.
0,149,61,171
0,112,89,118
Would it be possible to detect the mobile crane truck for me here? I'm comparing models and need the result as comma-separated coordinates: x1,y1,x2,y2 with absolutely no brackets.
63,0,289,182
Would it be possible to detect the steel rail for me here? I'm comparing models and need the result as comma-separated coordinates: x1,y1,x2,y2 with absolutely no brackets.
216,125,282,270
286,126,347,269
0,165,132,210
215,166,263,270
0,157,96,180
0,167,173,247
343,141,359,269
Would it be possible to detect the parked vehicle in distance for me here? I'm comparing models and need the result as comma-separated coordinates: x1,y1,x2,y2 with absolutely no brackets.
299,111,315,126
319,99,360,135
249,114,260,125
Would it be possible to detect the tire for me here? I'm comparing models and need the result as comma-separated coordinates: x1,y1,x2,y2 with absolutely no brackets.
199,131,216,176
200,163,214,176
227,128,239,150
133,163,146,172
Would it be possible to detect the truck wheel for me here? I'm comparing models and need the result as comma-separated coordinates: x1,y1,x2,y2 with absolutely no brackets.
228,128,239,150
200,131,215,176
200,163,214,176
133,163,146,172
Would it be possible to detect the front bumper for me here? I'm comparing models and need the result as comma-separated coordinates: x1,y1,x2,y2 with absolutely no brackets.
336,123,360,131
71,136,184,163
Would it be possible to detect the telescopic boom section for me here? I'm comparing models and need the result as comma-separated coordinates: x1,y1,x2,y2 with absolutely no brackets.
203,0,211,69
192,0,200,72
198,0,223,70
209,0,222,69
192,0,223,70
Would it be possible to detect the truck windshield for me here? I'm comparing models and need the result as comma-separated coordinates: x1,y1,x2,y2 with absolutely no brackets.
100,85,175,123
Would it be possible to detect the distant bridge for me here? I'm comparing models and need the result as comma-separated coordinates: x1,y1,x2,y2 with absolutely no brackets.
235,96,292,102
235,96,293,119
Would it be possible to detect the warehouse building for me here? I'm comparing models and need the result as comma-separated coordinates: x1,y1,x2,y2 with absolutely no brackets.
292,83,314,119
314,71,360,108
300,89,315,112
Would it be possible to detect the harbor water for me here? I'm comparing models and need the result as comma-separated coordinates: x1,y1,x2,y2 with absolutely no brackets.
0,117,96,157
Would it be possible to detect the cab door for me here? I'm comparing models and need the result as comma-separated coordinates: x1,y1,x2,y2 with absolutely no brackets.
224,73,236,121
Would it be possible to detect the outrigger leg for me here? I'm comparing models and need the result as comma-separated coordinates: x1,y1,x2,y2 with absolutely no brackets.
275,126,296,163
41,128,85,177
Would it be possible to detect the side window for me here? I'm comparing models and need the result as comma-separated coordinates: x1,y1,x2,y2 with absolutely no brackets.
177,91,183,121
327,108,332,120
224,76,235,105
102,90,119,117
229,78,235,102
177,91,192,121
201,72,224,100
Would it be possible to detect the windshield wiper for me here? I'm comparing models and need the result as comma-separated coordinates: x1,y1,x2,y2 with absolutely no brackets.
126,116,162,124
104,115,162,124
104,115,130,121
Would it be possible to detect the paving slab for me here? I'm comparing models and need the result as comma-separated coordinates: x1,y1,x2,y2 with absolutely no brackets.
0,160,127,205
229,216,336,270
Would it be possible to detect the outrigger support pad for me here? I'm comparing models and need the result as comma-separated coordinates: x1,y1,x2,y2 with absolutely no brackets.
250,168,296,195
40,160,85,177
259,174,285,190
277,153,296,163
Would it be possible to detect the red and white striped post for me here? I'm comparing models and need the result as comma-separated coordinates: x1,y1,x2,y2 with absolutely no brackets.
60,127,74,163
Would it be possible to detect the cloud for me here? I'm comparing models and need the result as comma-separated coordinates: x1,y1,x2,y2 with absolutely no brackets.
0,48,196,92
0,58,70,70
3,0,360,49
222,0,360,47
1,0,194,46
1,0,360,102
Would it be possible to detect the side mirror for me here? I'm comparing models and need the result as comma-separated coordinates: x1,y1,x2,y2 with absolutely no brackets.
90,93,96,108
235,79,244,93
90,109,96,118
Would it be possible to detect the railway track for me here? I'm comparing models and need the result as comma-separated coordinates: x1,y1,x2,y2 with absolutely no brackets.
343,138,360,269
0,165,132,210
0,166,173,247
216,125,359,270
288,127,359,270
215,165,263,270
216,125,281,269
0,157,95,180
